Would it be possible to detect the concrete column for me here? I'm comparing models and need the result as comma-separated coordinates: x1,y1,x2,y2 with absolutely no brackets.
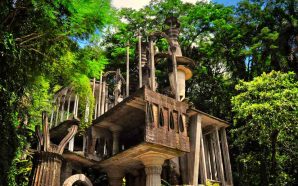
139,153,166,186
144,166,163,186
110,126,122,155
106,167,124,186
112,132,120,155
187,114,202,185
220,128,233,186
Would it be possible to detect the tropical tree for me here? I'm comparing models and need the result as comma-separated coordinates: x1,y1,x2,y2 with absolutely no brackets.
103,0,239,120
235,0,298,78
0,0,113,185
231,71,298,185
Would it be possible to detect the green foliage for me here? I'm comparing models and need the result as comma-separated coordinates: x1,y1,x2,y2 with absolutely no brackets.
0,0,112,185
25,76,52,131
206,180,220,186
236,0,298,77
231,71,298,185
71,74,95,130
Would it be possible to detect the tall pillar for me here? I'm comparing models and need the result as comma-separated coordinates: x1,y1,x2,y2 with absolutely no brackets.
106,167,124,186
214,127,226,186
139,153,166,186
220,128,233,186
187,114,202,185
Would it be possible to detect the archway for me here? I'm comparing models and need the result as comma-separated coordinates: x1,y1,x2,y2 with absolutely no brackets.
63,174,93,186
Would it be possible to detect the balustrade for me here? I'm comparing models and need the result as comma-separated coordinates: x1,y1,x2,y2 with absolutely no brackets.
49,69,127,129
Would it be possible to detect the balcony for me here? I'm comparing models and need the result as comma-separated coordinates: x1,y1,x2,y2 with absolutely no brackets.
87,86,190,168
50,86,190,167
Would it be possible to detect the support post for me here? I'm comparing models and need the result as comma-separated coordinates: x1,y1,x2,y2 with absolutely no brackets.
171,52,179,101
204,135,212,179
187,114,202,185
55,96,61,126
214,128,226,186
149,39,155,91
73,94,77,117
200,131,208,184
82,135,86,153
60,96,66,122
105,84,108,112
66,94,71,119
101,80,106,115
50,108,54,127
220,128,233,186
138,31,142,88
84,98,90,122
114,69,120,105
97,72,102,117
110,126,122,155
209,134,218,180
75,96,79,117
126,42,130,96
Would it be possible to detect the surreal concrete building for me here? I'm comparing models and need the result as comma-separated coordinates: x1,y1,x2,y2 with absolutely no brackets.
30,17,233,186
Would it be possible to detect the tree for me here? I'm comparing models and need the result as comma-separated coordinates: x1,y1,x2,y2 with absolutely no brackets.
0,0,113,185
103,0,239,120
231,71,298,185
235,0,298,78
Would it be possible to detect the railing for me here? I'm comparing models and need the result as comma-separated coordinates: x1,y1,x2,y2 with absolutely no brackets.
49,69,127,129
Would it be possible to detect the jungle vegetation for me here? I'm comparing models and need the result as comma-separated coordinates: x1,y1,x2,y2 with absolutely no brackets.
0,0,297,185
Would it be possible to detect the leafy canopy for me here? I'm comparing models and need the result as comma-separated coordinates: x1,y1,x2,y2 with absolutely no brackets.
231,71,298,185
0,0,113,185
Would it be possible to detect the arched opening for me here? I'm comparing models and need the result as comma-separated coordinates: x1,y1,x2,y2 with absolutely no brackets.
73,180,88,186
146,103,154,125
63,174,93,186
159,108,164,127
178,114,184,132
169,111,175,130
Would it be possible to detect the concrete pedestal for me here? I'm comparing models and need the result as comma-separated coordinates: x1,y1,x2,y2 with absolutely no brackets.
30,152,63,186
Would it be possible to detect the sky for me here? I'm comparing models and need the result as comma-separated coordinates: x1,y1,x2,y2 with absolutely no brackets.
111,0,241,9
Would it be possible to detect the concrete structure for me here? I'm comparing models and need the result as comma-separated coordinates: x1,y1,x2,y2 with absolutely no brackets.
30,17,233,186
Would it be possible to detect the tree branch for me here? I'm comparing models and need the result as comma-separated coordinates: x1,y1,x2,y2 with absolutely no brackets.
19,34,44,46
15,33,39,41
28,48,48,58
